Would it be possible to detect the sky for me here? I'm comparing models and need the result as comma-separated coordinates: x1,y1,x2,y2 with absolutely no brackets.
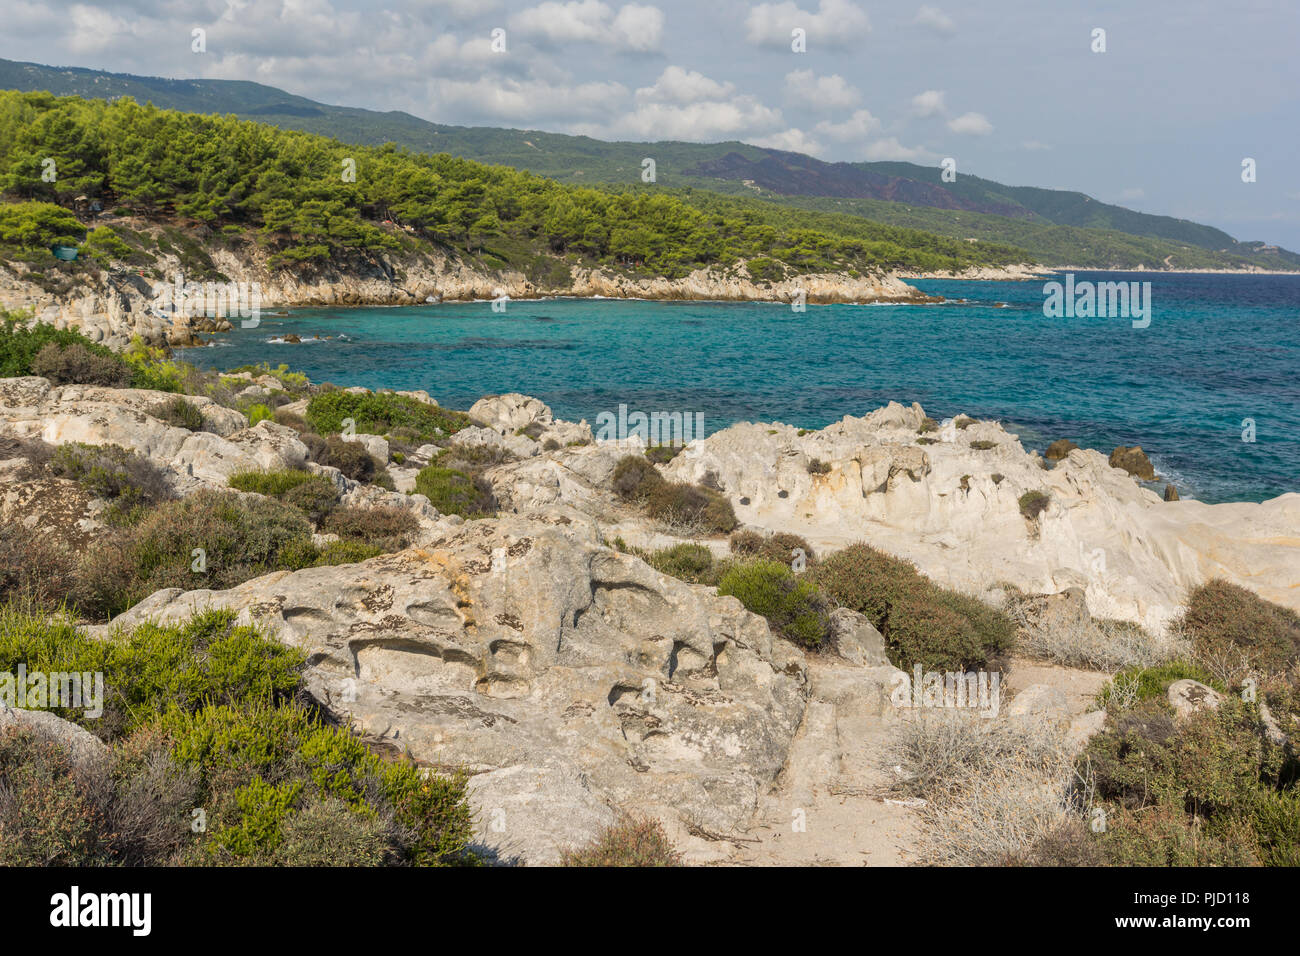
2,0,1298,248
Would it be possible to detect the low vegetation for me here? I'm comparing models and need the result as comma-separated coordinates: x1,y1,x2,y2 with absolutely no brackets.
810,542,1014,671
612,454,737,535
561,817,682,867
717,560,832,649
0,606,477,866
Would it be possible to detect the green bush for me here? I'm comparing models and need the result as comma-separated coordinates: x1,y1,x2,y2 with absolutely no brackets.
413,465,496,518
306,435,378,483
644,481,737,534
811,542,1014,671
612,455,663,499
644,543,716,583
1097,659,1222,709
47,442,173,510
1018,490,1051,519
305,391,472,441
322,505,419,551
30,341,132,387
1177,579,1300,673
280,475,341,522
228,469,319,496
150,395,205,431
247,403,275,426
1080,696,1298,866
561,817,682,867
717,560,832,649
312,540,384,566
0,317,127,381
75,490,318,618
0,606,477,866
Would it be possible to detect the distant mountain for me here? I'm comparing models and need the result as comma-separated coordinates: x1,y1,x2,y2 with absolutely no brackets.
3,57,1295,271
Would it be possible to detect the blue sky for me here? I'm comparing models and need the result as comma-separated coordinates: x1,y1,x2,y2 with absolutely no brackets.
3,0,1298,248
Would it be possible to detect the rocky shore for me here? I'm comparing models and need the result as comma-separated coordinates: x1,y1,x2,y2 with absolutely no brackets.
0,234,935,352
3,367,1296,864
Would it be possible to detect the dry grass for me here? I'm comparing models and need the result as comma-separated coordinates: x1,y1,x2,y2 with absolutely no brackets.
1007,600,1190,672
885,709,1080,866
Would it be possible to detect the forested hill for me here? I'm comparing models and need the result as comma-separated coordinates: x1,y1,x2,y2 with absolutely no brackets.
2,56,1295,271
0,91,1025,282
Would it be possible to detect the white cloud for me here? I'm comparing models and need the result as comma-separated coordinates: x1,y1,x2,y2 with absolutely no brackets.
431,76,628,123
752,127,826,156
863,137,934,161
947,111,992,135
509,0,663,51
910,89,946,117
596,97,783,141
635,66,734,104
745,0,870,49
610,4,665,51
913,5,955,34
813,109,881,142
784,69,861,110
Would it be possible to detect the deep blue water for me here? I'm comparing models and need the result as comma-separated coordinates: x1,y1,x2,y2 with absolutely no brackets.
179,271,1300,504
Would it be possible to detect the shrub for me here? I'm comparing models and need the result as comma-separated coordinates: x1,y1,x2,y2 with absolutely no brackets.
413,466,496,518
1178,579,1300,674
729,530,815,565
314,436,378,483
322,506,419,551
969,440,997,451
954,416,975,430
0,318,118,380
76,490,318,619
612,455,663,500
47,442,173,509
228,469,318,496
1018,490,1050,520
717,560,833,649
811,542,1014,671
644,543,716,583
561,817,682,867
150,395,205,431
0,727,112,865
305,391,471,441
30,342,132,387
281,475,341,523
0,522,78,609
807,458,830,474
0,607,477,867
247,403,275,426
1081,697,1297,866
918,417,938,434
644,481,737,534
1097,660,1222,710
312,540,384,566
645,444,683,464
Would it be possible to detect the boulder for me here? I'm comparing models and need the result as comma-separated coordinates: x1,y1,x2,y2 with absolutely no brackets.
1164,483,1180,502
1167,679,1224,719
0,707,109,771
103,512,811,864
1007,683,1070,720
1109,445,1156,480
1045,439,1079,460
469,393,553,434
828,607,890,667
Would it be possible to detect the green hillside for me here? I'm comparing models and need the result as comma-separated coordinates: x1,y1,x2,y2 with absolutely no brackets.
1,57,1294,272
0,91,1022,282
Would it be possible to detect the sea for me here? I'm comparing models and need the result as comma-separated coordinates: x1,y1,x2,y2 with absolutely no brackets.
178,271,1300,504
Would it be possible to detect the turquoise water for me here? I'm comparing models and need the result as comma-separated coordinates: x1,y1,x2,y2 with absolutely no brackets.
179,271,1300,504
